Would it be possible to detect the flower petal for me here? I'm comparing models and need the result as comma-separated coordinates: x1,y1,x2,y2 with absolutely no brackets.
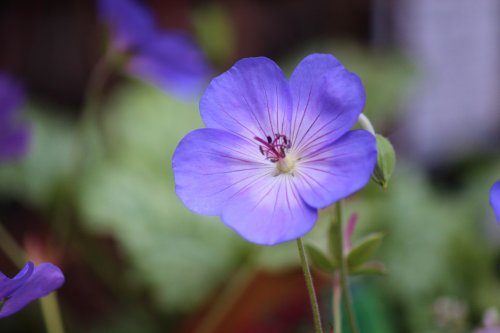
490,180,500,222
0,262,33,300
294,130,376,208
0,73,24,120
200,57,292,141
98,0,156,50
221,176,317,245
289,54,365,153
172,128,272,216
0,125,31,163
128,32,212,99
0,263,64,319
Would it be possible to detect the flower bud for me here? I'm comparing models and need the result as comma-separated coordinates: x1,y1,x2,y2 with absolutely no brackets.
372,134,396,190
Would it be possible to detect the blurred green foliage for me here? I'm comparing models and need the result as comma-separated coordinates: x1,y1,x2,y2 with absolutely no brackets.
77,82,250,312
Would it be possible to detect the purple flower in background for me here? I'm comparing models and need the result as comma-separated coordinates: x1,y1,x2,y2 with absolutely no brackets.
490,180,500,222
474,308,500,333
0,262,64,319
172,54,376,245
0,73,30,163
98,0,212,98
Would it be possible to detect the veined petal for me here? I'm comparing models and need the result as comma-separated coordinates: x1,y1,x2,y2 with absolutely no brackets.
289,54,365,152
294,130,376,208
128,32,212,99
98,0,156,51
0,262,33,300
0,263,64,319
173,128,272,216
490,180,500,222
222,176,317,245
200,57,292,141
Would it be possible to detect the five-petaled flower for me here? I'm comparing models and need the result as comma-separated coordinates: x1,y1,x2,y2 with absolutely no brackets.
0,73,30,163
0,262,64,319
490,180,500,222
98,0,212,99
173,54,377,245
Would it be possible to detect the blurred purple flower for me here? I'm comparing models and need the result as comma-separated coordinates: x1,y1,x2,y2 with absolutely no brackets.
98,0,212,98
172,54,376,245
490,180,500,222
0,73,30,163
474,308,500,333
0,262,64,319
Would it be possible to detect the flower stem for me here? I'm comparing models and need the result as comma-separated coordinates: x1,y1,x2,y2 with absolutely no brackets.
39,293,65,333
0,221,66,333
82,49,114,124
332,201,359,333
194,262,254,333
357,113,376,136
0,223,25,267
297,237,324,333
333,274,342,333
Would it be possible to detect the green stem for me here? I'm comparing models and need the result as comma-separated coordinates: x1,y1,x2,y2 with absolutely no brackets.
333,274,342,333
357,113,375,136
332,201,359,333
0,221,66,333
0,223,25,267
39,294,65,333
297,237,324,333
194,262,254,333
79,48,117,160
82,50,114,124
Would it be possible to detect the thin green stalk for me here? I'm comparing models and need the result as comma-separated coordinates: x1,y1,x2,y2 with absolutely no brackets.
297,237,324,333
357,113,375,136
0,221,66,333
194,263,254,333
82,49,114,124
332,201,359,333
39,294,65,333
333,274,342,333
0,223,25,267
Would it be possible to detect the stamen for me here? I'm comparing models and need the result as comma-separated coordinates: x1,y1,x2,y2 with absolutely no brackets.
255,134,291,163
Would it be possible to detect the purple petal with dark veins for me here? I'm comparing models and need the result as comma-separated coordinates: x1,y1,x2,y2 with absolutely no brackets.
173,128,271,216
289,54,365,153
222,175,317,245
294,130,376,208
200,57,292,141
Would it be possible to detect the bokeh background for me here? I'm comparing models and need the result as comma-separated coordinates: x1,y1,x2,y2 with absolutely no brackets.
1,0,500,332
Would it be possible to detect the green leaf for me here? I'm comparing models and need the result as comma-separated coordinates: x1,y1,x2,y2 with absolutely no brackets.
347,232,384,268
305,244,337,273
372,134,396,190
350,261,386,276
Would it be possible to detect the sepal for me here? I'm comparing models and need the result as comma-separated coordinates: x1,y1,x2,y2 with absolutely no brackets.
371,134,396,190
347,232,384,268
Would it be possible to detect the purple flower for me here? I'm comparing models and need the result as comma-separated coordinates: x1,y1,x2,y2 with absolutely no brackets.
0,73,30,163
490,180,500,222
172,54,377,245
0,262,64,319
98,0,212,98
